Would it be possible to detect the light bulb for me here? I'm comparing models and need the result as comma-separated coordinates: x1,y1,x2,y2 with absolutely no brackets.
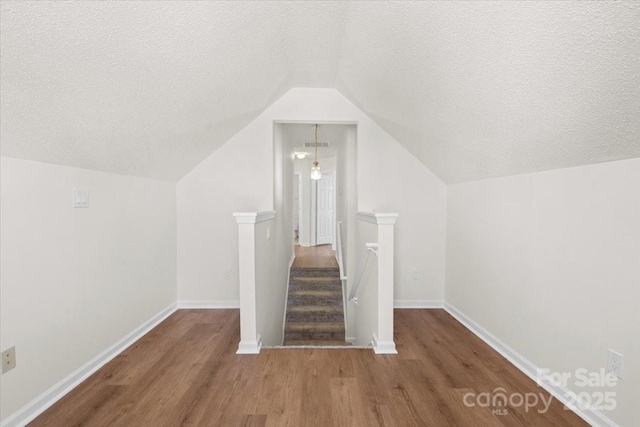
311,162,321,180
295,153,306,159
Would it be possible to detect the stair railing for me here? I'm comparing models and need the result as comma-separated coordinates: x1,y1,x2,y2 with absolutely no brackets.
348,242,378,304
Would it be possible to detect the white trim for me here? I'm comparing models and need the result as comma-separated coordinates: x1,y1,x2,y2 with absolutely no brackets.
443,303,618,427
281,253,296,345
237,335,262,354
265,345,371,350
233,211,276,224
371,333,398,355
1,303,178,427
177,300,240,309
273,119,358,125
346,336,357,344
394,300,444,309
310,180,317,246
357,212,399,225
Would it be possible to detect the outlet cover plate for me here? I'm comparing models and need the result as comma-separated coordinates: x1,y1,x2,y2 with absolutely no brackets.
2,347,16,374
73,188,89,208
607,349,624,379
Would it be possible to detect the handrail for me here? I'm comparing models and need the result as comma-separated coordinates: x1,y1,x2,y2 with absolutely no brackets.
336,221,347,280
348,242,378,304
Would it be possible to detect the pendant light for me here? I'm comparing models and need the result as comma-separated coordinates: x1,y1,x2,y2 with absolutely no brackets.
310,124,322,180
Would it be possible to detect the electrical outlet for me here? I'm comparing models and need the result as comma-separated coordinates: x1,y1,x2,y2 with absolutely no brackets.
224,269,232,280
607,349,624,378
412,269,419,280
2,347,16,374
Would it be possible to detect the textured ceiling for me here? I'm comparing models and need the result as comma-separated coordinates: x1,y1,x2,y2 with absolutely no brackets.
2,1,639,183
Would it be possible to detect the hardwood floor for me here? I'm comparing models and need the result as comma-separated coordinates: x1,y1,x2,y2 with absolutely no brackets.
30,309,587,426
292,244,339,269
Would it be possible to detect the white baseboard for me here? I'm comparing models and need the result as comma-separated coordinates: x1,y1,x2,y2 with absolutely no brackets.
443,303,618,427
177,300,240,309
346,336,357,344
394,300,443,309
1,302,178,427
371,333,397,355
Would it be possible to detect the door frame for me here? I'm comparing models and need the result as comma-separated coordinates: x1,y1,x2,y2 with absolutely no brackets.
310,177,317,246
315,170,336,246
293,172,302,244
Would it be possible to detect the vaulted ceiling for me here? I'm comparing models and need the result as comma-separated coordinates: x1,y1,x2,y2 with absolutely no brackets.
2,1,639,183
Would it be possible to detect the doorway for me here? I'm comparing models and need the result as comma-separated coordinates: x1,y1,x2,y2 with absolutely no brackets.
289,123,342,249
316,171,335,246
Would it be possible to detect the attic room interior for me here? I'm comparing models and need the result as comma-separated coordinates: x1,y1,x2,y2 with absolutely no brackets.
1,1,638,426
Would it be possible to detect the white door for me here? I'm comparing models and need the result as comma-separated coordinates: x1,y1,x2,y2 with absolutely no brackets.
316,172,334,245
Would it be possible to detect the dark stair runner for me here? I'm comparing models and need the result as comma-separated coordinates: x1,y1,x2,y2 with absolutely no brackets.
283,267,349,346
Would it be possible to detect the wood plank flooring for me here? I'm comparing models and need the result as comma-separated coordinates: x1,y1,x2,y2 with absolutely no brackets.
29,309,587,426
292,244,339,269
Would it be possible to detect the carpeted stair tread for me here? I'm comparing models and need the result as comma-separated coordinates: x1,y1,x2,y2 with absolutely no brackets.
284,263,346,347
284,331,345,340
291,276,341,282
287,305,343,313
285,322,344,332
283,340,352,346
289,280,341,291
289,289,342,297
290,268,340,278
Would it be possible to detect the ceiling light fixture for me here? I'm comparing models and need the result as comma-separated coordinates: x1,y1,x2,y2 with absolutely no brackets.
310,124,321,180
295,152,306,159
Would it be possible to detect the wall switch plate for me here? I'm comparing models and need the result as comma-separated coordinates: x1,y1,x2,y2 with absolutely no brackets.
607,349,624,378
73,188,89,208
224,269,232,280
2,347,16,374
266,226,271,241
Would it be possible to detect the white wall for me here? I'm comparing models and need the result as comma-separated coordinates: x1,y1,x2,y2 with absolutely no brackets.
177,88,447,307
353,219,378,346
335,126,358,337
357,119,447,304
446,158,640,426
254,218,288,346
294,158,312,247
335,126,350,260
176,111,274,303
0,157,177,421
263,124,294,346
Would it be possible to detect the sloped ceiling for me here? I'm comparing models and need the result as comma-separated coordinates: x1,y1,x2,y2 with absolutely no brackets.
2,1,639,183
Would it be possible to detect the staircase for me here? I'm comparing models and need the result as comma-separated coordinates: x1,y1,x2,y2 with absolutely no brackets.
283,266,348,346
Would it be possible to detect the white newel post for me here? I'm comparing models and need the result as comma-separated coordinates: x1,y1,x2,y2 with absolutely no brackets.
374,213,399,354
233,211,275,354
